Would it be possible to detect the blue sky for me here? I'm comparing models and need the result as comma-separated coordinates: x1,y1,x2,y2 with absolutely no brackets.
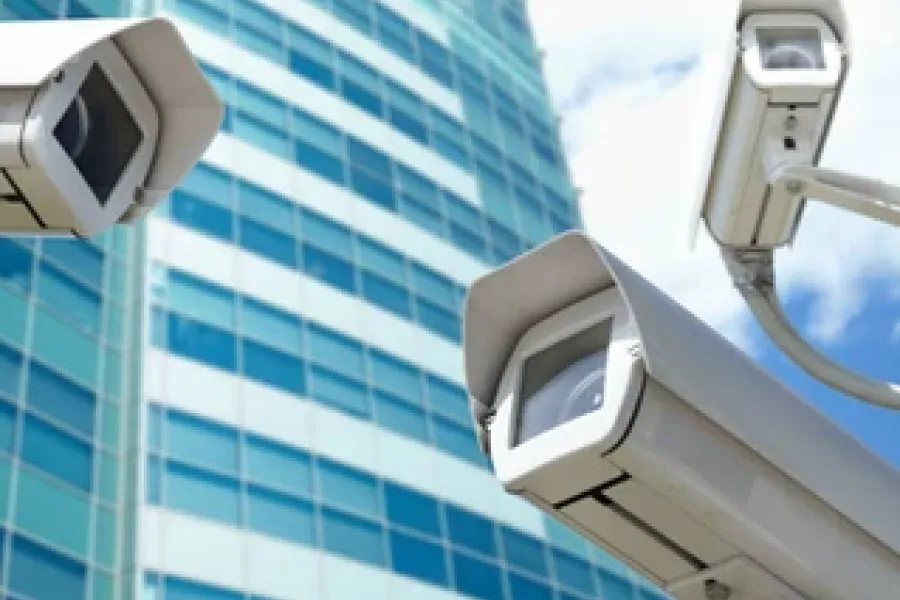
527,0,900,472
755,280,900,468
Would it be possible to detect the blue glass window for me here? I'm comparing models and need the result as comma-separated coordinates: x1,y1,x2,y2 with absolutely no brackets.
178,163,234,208
600,571,638,599
416,299,460,342
170,191,235,243
368,349,421,405
346,137,391,176
295,140,346,185
236,182,294,233
21,414,92,491
27,361,95,437
170,0,228,36
389,107,428,144
37,262,101,333
373,391,428,442
350,168,396,210
241,339,306,396
395,164,439,206
310,366,369,418
245,434,312,496
333,0,372,34
0,400,16,454
9,534,86,600
238,217,298,269
235,80,287,129
373,4,413,57
166,461,241,526
42,239,103,289
361,272,411,318
234,4,283,64
299,209,354,259
247,485,316,545
302,245,357,294
321,507,385,567
400,193,444,236
445,504,497,558
306,324,365,379
552,549,596,596
384,481,441,537
166,410,239,475
410,263,455,310
288,26,336,90
241,297,303,355
0,238,33,291
167,313,237,373
318,458,380,518
292,110,344,156
340,78,383,118
289,50,336,90
389,530,447,586
425,375,469,424
168,270,235,331
452,552,504,600
146,456,161,504
357,237,407,283
506,573,554,600
416,33,454,87
233,112,291,159
165,575,242,600
501,527,548,576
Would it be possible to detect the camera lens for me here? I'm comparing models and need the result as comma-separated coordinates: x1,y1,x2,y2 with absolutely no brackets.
516,319,613,445
761,44,818,70
755,27,826,71
55,94,90,160
53,63,143,206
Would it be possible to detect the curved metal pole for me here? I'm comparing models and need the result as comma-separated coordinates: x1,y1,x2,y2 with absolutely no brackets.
722,248,900,410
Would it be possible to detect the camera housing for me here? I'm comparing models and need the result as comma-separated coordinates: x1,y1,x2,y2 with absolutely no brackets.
690,0,849,249
0,18,222,237
464,231,900,600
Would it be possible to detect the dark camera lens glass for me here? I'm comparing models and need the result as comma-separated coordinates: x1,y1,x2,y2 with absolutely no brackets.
53,63,143,206
756,27,826,71
516,319,613,446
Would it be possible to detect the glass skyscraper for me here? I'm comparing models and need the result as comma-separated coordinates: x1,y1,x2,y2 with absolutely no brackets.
0,0,667,599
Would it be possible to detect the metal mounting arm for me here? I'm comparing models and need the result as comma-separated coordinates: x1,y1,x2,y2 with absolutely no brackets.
722,248,900,410
768,162,900,227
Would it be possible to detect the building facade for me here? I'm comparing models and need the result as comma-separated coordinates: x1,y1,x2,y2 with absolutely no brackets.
0,0,667,599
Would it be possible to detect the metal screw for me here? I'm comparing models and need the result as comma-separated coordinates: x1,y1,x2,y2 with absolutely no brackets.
786,179,803,195
785,114,799,130
53,71,65,84
704,579,732,600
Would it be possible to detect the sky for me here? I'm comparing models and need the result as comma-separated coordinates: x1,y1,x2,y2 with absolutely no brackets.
526,0,900,469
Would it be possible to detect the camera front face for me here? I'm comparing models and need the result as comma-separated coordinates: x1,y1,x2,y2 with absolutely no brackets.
740,13,844,92
515,318,614,446
19,38,159,234
488,287,644,490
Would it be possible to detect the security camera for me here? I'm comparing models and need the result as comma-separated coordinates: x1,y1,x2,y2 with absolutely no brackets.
691,0,852,249
464,231,900,600
687,1,900,410
0,17,222,237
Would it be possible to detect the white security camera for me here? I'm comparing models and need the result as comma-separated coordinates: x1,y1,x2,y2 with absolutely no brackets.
690,0,900,410
0,18,222,237
464,232,900,600
692,0,851,249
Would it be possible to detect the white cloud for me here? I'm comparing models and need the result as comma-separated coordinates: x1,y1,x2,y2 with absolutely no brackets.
890,321,900,345
528,0,900,352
